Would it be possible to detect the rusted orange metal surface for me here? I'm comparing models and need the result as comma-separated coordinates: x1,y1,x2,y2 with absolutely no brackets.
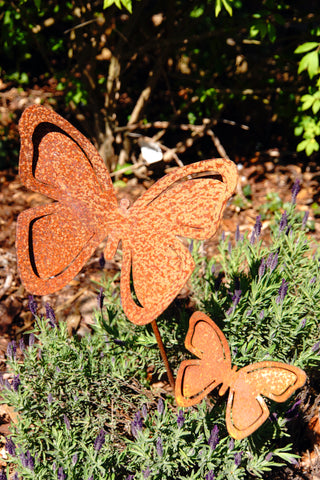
16,105,238,326
175,311,307,439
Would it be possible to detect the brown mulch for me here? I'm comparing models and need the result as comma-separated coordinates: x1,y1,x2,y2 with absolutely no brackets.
0,153,320,478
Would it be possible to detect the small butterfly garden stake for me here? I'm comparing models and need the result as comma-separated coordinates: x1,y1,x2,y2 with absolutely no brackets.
175,311,307,439
16,105,238,387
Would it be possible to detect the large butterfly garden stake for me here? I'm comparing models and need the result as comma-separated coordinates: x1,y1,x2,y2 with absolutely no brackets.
175,311,307,439
16,105,238,387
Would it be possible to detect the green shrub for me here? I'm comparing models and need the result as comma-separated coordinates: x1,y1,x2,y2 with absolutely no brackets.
1,190,319,479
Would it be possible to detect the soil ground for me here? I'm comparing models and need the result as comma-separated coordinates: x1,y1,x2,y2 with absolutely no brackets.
0,131,320,478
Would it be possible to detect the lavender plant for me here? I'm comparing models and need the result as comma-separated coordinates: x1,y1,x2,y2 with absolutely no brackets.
1,189,318,479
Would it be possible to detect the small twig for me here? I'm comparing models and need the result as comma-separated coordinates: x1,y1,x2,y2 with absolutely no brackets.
109,161,144,177
64,18,100,34
206,128,230,160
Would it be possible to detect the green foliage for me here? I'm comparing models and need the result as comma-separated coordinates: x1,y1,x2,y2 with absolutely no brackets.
103,0,133,13
3,0,320,170
1,198,319,479
295,41,320,155
191,203,320,372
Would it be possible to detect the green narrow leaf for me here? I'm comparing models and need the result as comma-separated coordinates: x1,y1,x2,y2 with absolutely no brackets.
307,50,319,78
103,0,116,9
121,0,133,13
267,23,276,43
221,0,233,16
215,0,222,17
295,42,320,54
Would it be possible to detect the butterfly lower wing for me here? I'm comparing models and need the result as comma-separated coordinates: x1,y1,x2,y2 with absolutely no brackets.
175,312,232,406
122,160,238,324
120,235,194,325
226,388,270,440
226,361,307,439
16,202,102,294
17,106,122,294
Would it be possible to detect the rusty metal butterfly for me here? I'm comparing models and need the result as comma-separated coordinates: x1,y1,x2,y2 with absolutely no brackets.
16,106,238,326
175,311,307,439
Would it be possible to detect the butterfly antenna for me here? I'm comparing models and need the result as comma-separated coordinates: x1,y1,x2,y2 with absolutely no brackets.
151,320,175,390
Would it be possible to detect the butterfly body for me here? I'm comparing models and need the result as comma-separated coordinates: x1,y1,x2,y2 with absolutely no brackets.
17,106,238,325
175,311,307,439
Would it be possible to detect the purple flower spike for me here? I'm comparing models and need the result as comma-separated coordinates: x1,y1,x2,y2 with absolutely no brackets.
312,341,320,353
94,429,106,451
12,374,20,392
250,229,256,245
5,438,16,456
234,451,242,466
29,333,35,347
302,211,309,228
208,425,219,450
72,453,78,466
188,239,194,253
235,225,240,242
276,279,288,304
126,476,134,480
291,179,301,204
177,409,185,428
258,258,266,278
28,295,38,317
141,404,148,420
232,290,242,307
20,452,28,468
19,338,25,352
156,437,163,457
97,287,105,310
279,211,288,232
265,452,273,461
143,467,150,479
228,438,234,451
206,470,215,480
300,318,306,328
0,469,7,480
157,398,164,415
45,303,56,328
63,414,71,431
99,252,106,269
131,411,143,438
48,393,53,404
7,341,17,361
26,450,34,471
57,467,66,480
254,215,262,238
268,252,278,273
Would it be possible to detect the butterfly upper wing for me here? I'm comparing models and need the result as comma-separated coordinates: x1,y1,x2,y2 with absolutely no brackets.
17,106,122,295
120,160,238,324
175,312,232,406
226,361,307,439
